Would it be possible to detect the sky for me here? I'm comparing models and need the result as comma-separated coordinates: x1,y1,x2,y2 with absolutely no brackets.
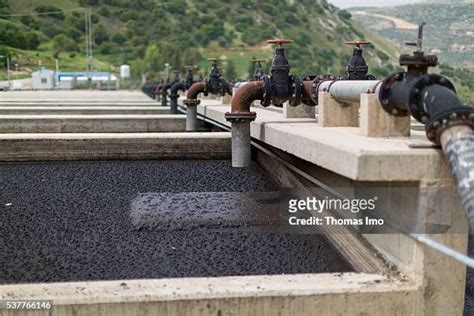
327,0,422,8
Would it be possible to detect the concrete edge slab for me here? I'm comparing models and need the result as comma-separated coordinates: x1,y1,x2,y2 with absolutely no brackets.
0,273,418,305
196,103,450,181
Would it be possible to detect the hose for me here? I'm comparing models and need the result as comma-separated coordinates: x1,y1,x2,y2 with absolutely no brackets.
440,125,474,230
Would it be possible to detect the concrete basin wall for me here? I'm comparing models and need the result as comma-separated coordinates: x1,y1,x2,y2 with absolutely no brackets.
0,115,205,133
0,106,170,115
0,133,231,161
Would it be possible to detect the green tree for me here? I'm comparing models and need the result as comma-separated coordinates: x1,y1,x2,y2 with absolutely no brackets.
93,24,109,45
131,59,147,78
144,44,162,73
98,7,110,17
52,34,78,53
35,5,65,20
111,33,127,45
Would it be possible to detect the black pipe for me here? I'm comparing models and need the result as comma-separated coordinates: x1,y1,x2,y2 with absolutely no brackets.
169,82,186,114
378,22,474,230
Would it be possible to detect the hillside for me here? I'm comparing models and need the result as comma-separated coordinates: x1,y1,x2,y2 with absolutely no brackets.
350,2,473,69
349,1,474,103
0,0,399,82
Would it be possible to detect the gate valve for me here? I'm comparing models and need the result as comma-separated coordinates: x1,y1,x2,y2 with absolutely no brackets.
171,69,180,83
251,58,266,81
184,66,195,89
343,41,375,80
205,58,231,96
378,22,473,144
399,22,438,77
261,39,303,107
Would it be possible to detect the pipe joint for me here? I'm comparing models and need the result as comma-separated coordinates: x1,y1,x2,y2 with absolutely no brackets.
407,74,457,122
378,71,409,116
426,107,474,145
183,99,201,107
303,74,337,106
224,112,257,123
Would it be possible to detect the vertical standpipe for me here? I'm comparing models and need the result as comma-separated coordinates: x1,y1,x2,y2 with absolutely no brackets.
186,104,198,131
231,122,252,168
170,97,178,114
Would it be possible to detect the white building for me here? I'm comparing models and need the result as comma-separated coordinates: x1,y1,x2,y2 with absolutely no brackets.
120,64,130,79
32,68,55,90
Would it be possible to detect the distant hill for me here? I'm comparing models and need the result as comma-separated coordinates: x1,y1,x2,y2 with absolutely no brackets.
349,1,473,104
0,0,399,81
350,2,473,70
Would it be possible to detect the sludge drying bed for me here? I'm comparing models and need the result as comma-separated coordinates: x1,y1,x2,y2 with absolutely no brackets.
1,160,352,284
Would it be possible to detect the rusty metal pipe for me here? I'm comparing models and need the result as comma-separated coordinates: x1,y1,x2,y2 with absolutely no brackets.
186,81,207,100
230,81,264,114
183,81,207,131
155,83,164,101
225,81,264,167
302,81,313,102
169,82,186,114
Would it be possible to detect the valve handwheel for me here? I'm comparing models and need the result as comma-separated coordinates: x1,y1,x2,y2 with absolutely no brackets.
251,59,266,63
344,41,371,49
266,39,294,46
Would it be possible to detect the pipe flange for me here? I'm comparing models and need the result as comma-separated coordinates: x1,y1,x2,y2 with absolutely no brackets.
288,75,302,107
301,76,316,106
378,71,409,117
407,74,456,123
311,74,336,105
183,99,201,106
425,107,474,144
324,79,340,93
261,75,272,107
224,112,257,123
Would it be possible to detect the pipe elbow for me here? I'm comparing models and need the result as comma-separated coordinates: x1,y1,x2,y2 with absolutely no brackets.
170,82,185,98
230,81,264,114
163,83,173,94
186,81,207,100
155,84,164,94
224,81,233,96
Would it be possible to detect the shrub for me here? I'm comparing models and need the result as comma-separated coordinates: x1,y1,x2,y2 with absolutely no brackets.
35,5,65,20
53,34,78,52
98,7,110,17
338,10,352,20
112,33,127,45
